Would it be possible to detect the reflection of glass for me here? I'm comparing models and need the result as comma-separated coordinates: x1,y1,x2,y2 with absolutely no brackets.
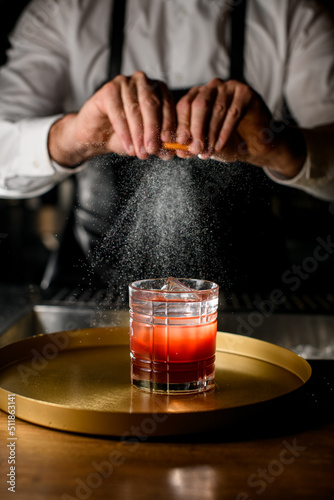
129,278,219,394
167,466,218,500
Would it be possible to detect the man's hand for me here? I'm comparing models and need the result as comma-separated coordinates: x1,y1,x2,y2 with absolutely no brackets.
175,78,306,179
48,71,176,167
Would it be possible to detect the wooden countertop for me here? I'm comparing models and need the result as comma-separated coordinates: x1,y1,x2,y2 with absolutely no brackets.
1,361,334,500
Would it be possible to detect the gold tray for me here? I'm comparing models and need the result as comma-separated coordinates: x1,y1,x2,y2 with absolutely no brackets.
0,327,311,437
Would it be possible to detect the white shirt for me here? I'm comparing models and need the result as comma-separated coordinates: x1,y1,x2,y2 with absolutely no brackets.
0,0,333,199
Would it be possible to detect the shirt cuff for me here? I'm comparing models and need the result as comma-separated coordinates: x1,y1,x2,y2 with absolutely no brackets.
263,154,311,187
1,115,87,197
18,115,85,177
51,159,87,175
263,127,334,201
17,115,65,177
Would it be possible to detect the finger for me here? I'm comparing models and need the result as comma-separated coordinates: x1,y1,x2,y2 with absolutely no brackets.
159,82,177,143
215,82,253,152
202,85,230,159
189,86,216,155
175,150,194,160
102,78,135,156
155,149,175,161
211,131,246,163
175,87,199,152
121,76,148,159
154,82,176,160
136,72,162,157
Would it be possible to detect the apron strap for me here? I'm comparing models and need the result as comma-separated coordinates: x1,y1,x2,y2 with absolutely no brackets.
107,0,247,83
108,0,127,80
230,0,247,82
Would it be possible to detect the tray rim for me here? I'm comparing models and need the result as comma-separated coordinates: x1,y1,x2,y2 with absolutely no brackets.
0,327,312,436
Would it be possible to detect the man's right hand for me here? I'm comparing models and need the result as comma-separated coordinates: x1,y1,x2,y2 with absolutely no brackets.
48,71,176,167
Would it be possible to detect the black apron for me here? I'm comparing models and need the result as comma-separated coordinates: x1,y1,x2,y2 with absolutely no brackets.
46,0,289,299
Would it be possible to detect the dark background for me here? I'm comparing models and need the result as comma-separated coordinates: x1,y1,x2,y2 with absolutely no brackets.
0,0,333,291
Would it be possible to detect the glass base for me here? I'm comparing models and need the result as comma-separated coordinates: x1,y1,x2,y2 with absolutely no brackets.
131,354,216,394
132,376,215,394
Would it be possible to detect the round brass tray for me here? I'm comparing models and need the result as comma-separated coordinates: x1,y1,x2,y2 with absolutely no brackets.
0,327,311,437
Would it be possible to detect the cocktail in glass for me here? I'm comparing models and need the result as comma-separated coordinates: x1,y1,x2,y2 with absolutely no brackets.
129,277,219,394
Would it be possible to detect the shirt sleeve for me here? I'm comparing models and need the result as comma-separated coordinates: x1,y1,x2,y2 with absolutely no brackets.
264,1,334,201
264,125,334,202
0,0,83,199
0,115,86,199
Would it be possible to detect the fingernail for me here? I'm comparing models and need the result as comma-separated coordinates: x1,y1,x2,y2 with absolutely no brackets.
192,140,203,153
177,132,189,144
161,130,171,142
140,146,147,156
215,138,223,150
128,144,135,155
148,139,158,152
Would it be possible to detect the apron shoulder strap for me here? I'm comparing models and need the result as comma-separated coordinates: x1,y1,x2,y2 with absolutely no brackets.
108,0,127,80
230,0,247,82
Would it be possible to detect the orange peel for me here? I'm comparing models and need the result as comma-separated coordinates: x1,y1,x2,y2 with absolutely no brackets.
162,142,190,152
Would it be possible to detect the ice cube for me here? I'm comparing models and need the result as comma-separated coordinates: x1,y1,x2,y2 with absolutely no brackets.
161,277,195,292
160,277,203,301
161,276,203,302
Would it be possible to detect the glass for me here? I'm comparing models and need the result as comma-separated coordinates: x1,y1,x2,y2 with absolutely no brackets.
129,278,219,394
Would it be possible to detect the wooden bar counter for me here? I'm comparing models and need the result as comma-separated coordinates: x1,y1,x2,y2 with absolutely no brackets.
0,360,333,500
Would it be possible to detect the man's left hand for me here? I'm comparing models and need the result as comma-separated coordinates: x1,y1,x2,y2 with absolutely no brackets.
175,78,306,179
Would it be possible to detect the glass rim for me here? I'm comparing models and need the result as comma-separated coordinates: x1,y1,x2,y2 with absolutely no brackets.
129,277,219,294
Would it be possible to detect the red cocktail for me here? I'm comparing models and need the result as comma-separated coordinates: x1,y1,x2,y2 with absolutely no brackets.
129,278,219,394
